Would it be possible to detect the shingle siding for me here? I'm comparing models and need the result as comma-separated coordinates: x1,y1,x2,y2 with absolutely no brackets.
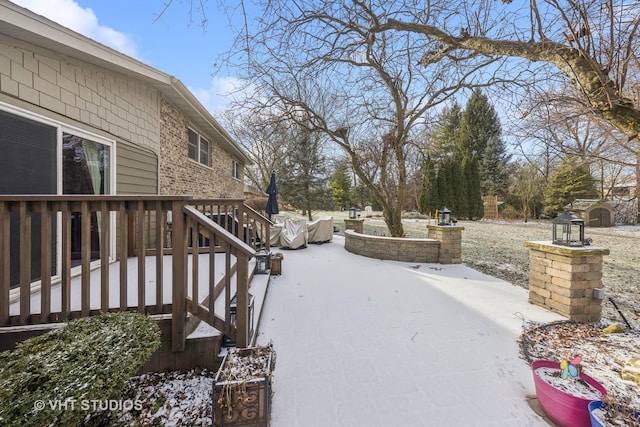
0,35,159,152
1,33,245,200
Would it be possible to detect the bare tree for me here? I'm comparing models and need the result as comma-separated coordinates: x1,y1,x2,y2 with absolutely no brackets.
379,0,640,218
221,108,292,192
217,0,514,236
512,161,544,222
511,88,638,200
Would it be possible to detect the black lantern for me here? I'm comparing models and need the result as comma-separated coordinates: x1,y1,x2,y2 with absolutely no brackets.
255,247,271,274
438,207,452,226
223,292,255,347
349,206,357,219
552,212,585,247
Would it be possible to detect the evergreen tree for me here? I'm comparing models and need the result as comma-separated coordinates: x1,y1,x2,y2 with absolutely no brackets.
450,157,468,218
436,157,455,211
430,102,463,161
278,125,328,220
330,162,352,209
479,135,511,196
544,157,599,217
457,89,510,196
463,155,484,219
418,155,439,215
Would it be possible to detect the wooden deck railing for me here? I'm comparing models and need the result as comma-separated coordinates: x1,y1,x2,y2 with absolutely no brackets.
0,195,270,351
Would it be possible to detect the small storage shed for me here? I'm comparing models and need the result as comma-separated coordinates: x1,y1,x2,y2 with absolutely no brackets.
568,199,615,227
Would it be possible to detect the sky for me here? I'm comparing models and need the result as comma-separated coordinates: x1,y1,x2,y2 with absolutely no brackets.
10,0,250,116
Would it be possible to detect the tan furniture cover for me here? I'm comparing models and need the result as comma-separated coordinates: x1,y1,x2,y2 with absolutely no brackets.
280,218,308,249
307,216,333,243
270,223,283,247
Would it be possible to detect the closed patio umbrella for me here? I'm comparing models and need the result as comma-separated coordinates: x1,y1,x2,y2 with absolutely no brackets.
265,171,279,221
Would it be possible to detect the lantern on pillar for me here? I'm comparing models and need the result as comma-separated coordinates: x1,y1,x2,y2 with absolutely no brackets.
349,206,358,219
552,212,585,247
438,207,452,226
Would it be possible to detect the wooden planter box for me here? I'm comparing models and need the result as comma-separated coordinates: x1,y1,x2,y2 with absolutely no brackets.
213,346,274,427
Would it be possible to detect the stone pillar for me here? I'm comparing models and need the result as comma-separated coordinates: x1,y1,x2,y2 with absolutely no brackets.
524,241,609,323
344,219,364,234
427,225,464,264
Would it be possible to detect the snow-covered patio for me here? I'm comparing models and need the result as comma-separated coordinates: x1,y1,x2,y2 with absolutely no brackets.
255,234,565,426
5,230,571,426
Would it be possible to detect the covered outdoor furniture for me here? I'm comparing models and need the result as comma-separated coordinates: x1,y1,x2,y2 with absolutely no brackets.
307,216,333,243
268,214,291,247
280,218,308,249
270,223,283,247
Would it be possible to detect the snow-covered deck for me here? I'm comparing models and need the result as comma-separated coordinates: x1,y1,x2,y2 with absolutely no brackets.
9,253,270,343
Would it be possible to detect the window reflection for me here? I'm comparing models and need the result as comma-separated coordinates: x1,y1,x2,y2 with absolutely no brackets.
62,133,110,261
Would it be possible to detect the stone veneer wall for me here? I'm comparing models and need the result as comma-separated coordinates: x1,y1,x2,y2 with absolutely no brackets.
159,98,243,198
344,226,464,264
427,225,464,264
524,241,609,323
344,230,440,263
0,35,159,151
344,219,364,233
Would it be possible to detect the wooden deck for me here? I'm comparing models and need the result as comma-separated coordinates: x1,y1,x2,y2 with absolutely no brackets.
1,196,272,352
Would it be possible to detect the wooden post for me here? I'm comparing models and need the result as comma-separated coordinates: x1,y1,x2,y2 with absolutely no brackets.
235,253,249,348
118,202,128,310
40,202,52,323
81,201,91,317
61,202,71,320
171,200,187,352
155,201,164,312
137,200,146,312
19,202,31,324
100,200,110,313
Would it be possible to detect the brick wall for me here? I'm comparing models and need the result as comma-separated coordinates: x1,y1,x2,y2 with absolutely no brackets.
0,36,159,151
159,98,243,198
427,225,463,264
344,230,441,263
525,241,609,323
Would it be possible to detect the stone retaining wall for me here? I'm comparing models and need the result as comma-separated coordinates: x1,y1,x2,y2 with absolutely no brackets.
344,225,464,264
344,230,439,263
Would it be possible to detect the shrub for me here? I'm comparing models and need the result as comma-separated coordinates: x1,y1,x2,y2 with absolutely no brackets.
499,204,521,220
0,312,161,426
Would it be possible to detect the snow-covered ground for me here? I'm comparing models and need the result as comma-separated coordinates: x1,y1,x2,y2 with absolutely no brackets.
97,227,638,426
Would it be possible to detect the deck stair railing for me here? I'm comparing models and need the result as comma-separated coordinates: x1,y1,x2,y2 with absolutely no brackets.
0,195,270,351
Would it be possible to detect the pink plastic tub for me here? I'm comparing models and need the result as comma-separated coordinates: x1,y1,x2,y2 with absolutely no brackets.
531,360,607,427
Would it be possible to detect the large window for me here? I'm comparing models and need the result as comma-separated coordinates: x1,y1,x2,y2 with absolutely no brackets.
0,109,57,288
188,128,210,166
0,103,114,287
